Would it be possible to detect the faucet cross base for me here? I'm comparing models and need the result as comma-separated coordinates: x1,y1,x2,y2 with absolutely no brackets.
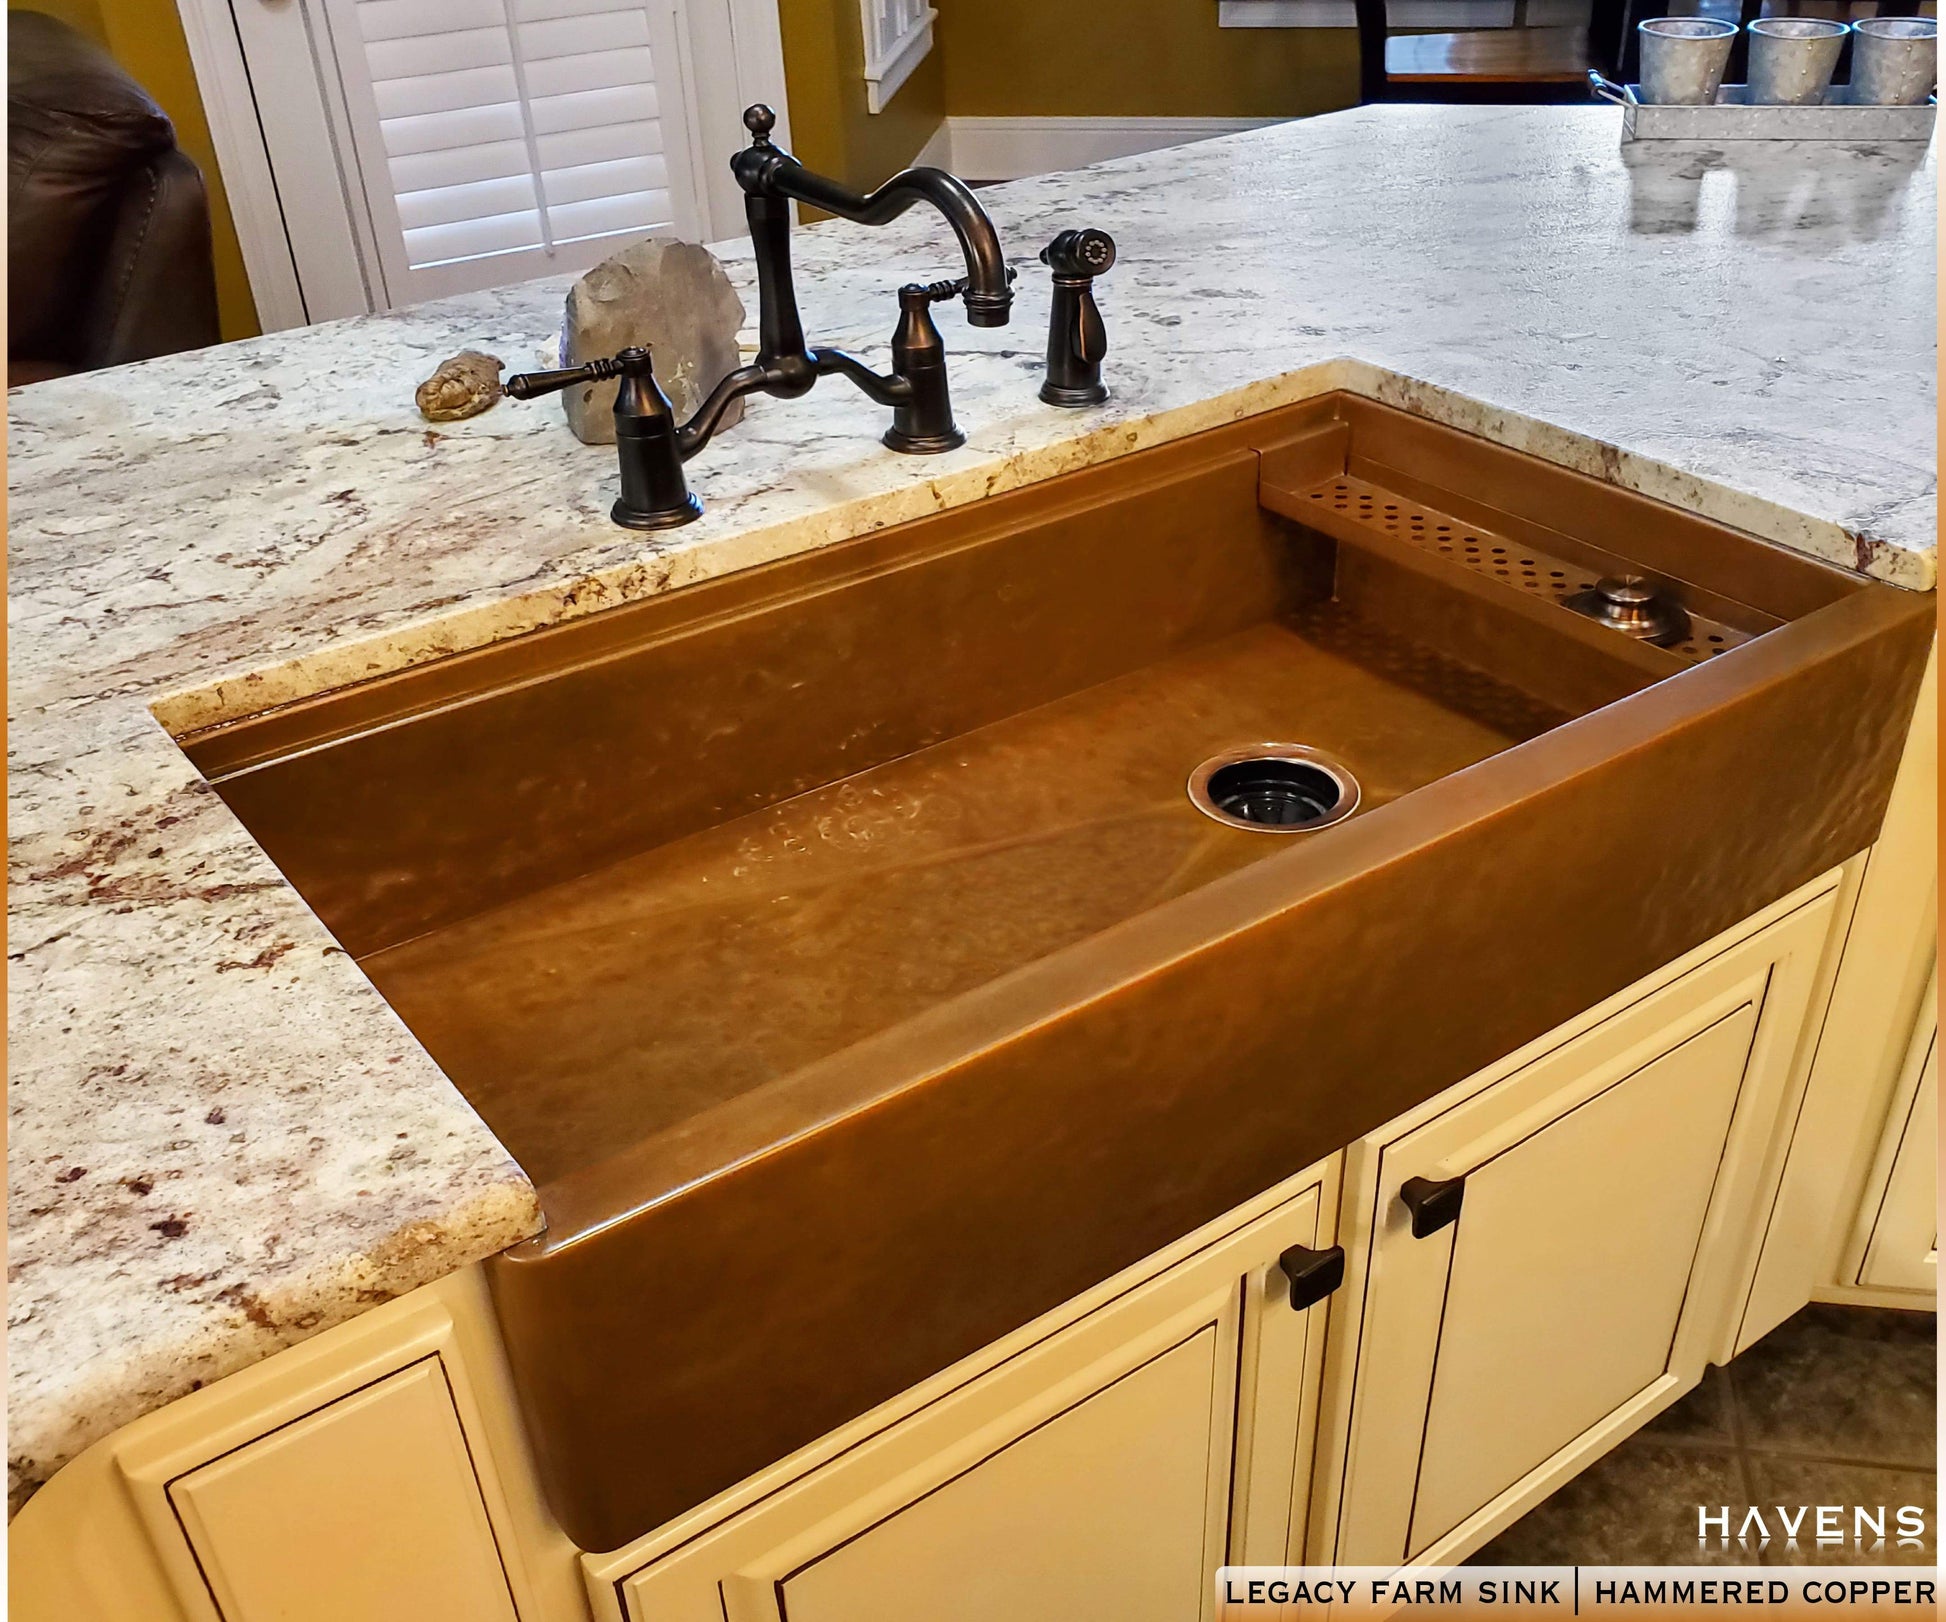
883,426,967,454
613,491,704,530
1038,381,1109,410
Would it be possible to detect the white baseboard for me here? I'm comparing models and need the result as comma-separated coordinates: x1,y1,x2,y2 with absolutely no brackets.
912,119,955,170
938,115,1287,183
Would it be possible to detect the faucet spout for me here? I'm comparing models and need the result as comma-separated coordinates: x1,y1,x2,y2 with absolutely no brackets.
731,106,1013,328
791,168,1014,327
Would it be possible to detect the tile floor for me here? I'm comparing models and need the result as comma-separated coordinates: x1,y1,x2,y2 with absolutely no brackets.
1472,1305,1937,1566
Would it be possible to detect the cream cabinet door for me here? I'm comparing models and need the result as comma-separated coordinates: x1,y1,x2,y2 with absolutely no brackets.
1322,885,1840,1567
613,1168,1340,1622
13,1273,582,1622
167,1358,520,1622
1857,1003,1938,1295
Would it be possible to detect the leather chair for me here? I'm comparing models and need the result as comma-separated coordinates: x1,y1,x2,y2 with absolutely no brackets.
8,9,222,386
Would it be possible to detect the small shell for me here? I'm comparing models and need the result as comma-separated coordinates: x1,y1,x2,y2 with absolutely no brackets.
414,350,505,422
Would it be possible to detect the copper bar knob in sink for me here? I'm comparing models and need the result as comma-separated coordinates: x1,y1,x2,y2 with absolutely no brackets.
1038,228,1114,407
1564,574,1692,647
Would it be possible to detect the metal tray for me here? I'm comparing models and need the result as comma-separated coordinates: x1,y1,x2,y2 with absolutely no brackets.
1588,71,1937,140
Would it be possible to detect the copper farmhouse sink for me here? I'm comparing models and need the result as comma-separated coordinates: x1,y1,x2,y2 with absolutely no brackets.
183,395,1933,1551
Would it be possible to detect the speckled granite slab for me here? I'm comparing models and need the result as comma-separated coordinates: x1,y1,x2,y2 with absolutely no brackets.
7,104,1935,1516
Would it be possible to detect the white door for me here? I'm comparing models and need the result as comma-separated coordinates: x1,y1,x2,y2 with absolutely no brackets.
199,0,791,323
324,0,709,307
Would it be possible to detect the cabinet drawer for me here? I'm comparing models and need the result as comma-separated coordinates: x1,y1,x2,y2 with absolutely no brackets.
168,1358,519,1622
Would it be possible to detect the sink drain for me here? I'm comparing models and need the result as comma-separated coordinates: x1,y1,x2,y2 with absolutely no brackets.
1188,746,1360,833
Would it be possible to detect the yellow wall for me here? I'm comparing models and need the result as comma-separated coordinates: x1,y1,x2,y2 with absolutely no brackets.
776,0,1355,191
21,0,99,41
14,2,262,341
933,1,1360,119
778,0,946,190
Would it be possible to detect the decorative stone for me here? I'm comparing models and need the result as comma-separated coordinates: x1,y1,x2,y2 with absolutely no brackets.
560,239,746,445
414,349,504,421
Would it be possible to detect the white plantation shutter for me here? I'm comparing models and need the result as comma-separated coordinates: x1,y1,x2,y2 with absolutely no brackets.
857,0,934,114
320,0,706,302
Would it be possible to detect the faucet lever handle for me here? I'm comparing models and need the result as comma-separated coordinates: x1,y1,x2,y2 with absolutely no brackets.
505,347,653,401
504,363,603,400
1074,296,1108,367
906,277,969,306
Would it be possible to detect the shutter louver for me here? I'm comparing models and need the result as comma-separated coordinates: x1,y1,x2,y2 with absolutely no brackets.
351,0,683,274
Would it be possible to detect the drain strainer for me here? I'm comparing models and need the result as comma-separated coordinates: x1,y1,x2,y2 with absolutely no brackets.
1562,574,1692,647
1188,746,1360,833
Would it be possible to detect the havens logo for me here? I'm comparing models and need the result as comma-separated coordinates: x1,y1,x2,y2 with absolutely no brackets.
1699,1502,1929,1553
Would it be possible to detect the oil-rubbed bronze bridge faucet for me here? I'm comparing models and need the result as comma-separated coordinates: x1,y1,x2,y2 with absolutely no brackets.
506,103,1013,530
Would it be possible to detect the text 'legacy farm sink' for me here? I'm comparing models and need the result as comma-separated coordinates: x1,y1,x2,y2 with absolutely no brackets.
183,395,1932,1550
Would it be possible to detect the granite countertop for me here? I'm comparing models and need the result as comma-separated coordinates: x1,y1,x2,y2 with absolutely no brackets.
7,104,1935,1513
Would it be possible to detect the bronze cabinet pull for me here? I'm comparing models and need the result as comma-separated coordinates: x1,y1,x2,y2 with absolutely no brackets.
1400,1174,1467,1238
1278,1242,1347,1311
